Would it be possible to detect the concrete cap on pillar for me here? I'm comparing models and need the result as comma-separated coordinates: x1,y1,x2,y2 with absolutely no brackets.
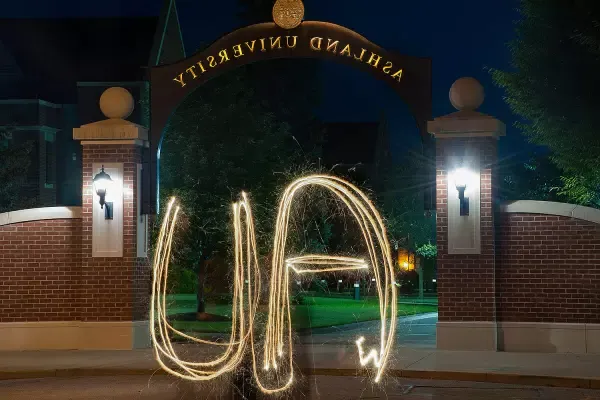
74,87,147,142
428,77,504,139
99,87,134,119
449,77,485,111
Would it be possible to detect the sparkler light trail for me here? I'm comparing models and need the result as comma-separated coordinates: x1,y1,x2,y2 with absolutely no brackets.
151,175,398,394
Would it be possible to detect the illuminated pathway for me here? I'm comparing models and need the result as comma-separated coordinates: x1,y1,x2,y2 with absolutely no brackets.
304,313,438,348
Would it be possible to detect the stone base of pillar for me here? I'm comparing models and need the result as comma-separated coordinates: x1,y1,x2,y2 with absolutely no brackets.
437,321,600,353
0,321,150,350
436,321,497,351
497,322,600,354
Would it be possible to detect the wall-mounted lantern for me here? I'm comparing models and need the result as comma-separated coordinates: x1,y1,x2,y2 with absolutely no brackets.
93,165,113,220
453,168,470,216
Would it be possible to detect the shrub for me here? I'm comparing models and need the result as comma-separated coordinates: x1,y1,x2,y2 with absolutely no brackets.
169,267,196,294
291,292,306,305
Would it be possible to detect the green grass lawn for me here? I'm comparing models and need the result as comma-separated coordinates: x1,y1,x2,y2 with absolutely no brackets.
166,295,437,333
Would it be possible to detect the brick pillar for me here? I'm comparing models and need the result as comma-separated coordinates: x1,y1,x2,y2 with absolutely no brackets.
73,87,150,349
428,78,505,351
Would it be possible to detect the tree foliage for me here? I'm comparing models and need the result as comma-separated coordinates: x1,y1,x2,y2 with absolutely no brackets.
161,69,303,259
416,242,437,259
159,70,327,304
379,153,436,252
497,152,566,202
491,0,600,207
237,0,323,155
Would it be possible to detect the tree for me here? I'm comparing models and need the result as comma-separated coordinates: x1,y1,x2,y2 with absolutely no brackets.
237,0,324,155
0,125,36,213
497,151,567,202
379,151,436,299
160,69,307,316
380,153,436,253
491,0,600,208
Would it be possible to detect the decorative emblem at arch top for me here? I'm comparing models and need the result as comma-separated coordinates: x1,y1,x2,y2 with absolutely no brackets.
272,0,305,29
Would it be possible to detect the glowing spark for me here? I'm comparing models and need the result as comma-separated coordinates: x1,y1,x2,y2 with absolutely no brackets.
286,255,368,274
356,337,381,367
150,175,397,393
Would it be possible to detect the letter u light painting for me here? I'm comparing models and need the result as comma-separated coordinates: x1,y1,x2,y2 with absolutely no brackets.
151,175,398,394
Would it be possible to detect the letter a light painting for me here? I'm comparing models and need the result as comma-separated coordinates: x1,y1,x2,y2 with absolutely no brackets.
150,175,397,394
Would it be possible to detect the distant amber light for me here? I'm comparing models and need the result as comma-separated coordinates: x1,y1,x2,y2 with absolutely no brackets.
397,249,415,271
272,0,304,30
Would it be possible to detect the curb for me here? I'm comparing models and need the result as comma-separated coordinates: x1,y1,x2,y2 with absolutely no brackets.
1,367,598,389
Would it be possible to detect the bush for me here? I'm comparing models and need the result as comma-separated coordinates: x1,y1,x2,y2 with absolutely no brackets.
169,267,196,294
291,292,306,305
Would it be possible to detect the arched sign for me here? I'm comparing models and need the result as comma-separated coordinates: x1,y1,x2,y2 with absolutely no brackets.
146,21,433,214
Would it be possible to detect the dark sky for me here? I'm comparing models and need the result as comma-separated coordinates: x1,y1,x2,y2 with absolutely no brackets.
1,0,536,161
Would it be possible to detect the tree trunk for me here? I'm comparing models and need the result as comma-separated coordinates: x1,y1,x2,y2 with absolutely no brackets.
416,256,424,301
197,258,207,314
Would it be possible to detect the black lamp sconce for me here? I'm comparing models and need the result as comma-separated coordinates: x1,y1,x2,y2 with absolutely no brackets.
93,165,113,220
454,168,470,216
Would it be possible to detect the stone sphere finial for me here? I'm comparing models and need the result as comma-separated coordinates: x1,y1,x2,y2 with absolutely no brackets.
449,77,485,111
99,87,134,119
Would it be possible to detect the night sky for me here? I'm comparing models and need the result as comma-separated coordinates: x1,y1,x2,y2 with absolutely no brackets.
2,0,537,162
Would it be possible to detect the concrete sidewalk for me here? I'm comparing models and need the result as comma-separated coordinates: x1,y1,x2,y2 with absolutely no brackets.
1,344,599,389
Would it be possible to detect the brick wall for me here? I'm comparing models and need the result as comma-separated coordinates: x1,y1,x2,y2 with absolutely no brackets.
496,212,600,323
81,144,150,322
436,137,497,322
0,143,151,325
133,258,151,320
0,218,82,322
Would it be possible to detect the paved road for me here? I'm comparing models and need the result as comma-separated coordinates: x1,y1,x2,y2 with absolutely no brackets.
303,312,437,348
1,375,599,399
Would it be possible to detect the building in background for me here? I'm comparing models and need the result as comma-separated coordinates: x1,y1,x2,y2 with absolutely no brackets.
0,0,184,208
321,116,391,190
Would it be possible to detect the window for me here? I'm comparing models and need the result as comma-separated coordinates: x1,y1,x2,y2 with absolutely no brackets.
0,129,12,149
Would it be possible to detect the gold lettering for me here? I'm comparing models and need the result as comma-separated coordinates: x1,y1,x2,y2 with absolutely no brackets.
353,48,366,61
218,49,230,64
286,36,298,48
245,40,256,52
367,52,382,68
259,38,267,52
207,55,217,68
339,44,352,57
270,36,282,49
391,69,403,82
173,73,186,87
186,65,198,79
197,61,206,73
232,44,244,58
310,37,323,51
326,39,339,53
383,61,393,74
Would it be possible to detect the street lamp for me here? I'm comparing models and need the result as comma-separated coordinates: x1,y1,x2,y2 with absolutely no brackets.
93,165,113,220
453,168,470,216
